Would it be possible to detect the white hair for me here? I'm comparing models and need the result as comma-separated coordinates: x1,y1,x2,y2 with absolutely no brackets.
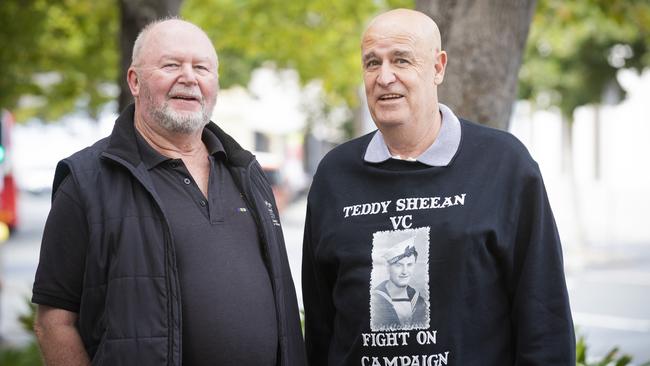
131,16,185,67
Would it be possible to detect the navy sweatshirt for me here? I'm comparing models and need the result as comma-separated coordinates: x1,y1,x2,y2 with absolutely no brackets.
302,119,575,366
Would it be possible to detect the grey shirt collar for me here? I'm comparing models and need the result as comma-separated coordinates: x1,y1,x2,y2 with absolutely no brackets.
363,103,461,167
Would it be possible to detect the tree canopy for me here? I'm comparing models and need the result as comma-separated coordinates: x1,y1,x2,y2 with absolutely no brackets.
0,0,118,122
519,0,650,119
2,0,648,127
2,0,413,123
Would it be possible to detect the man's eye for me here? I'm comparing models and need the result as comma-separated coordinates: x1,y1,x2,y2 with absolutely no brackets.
194,65,209,72
365,60,379,68
396,58,409,64
163,64,179,69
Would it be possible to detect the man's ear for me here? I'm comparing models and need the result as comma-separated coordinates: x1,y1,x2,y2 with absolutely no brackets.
127,67,140,97
434,50,447,85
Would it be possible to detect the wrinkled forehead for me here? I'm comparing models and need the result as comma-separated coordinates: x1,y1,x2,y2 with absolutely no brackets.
141,22,218,65
362,23,434,56
363,28,419,49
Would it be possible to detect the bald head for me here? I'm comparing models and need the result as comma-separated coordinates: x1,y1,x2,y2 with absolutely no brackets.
363,9,442,58
360,8,448,143
131,18,218,68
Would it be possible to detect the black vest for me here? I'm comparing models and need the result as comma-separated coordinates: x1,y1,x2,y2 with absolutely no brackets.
53,105,306,365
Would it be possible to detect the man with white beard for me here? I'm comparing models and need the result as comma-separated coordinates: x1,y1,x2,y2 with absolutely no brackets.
32,18,306,366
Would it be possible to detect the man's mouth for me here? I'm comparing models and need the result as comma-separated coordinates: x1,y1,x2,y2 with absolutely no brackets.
378,93,403,101
170,95,200,102
168,88,202,103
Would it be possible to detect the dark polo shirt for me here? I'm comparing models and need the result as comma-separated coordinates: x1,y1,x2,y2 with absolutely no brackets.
135,128,278,366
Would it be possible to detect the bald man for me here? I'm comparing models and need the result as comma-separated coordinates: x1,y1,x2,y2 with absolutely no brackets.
302,9,575,365
32,18,306,366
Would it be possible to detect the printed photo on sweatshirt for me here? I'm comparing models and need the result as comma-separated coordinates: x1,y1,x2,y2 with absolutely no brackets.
369,227,430,332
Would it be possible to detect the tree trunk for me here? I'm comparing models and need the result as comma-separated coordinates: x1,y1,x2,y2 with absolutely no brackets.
416,0,536,130
118,0,183,112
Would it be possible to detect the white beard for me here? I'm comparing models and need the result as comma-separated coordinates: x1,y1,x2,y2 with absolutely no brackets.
153,101,209,134
140,81,214,134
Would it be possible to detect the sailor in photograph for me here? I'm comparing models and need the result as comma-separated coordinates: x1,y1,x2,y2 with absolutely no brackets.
372,237,428,330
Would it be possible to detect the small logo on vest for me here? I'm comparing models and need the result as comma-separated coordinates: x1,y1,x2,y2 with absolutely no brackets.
264,200,281,227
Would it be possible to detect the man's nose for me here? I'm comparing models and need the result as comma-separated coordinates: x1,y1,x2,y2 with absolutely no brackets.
178,63,198,84
377,63,396,86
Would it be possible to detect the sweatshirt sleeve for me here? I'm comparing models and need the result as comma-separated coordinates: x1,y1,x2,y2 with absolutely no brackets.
510,165,576,365
302,204,335,366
